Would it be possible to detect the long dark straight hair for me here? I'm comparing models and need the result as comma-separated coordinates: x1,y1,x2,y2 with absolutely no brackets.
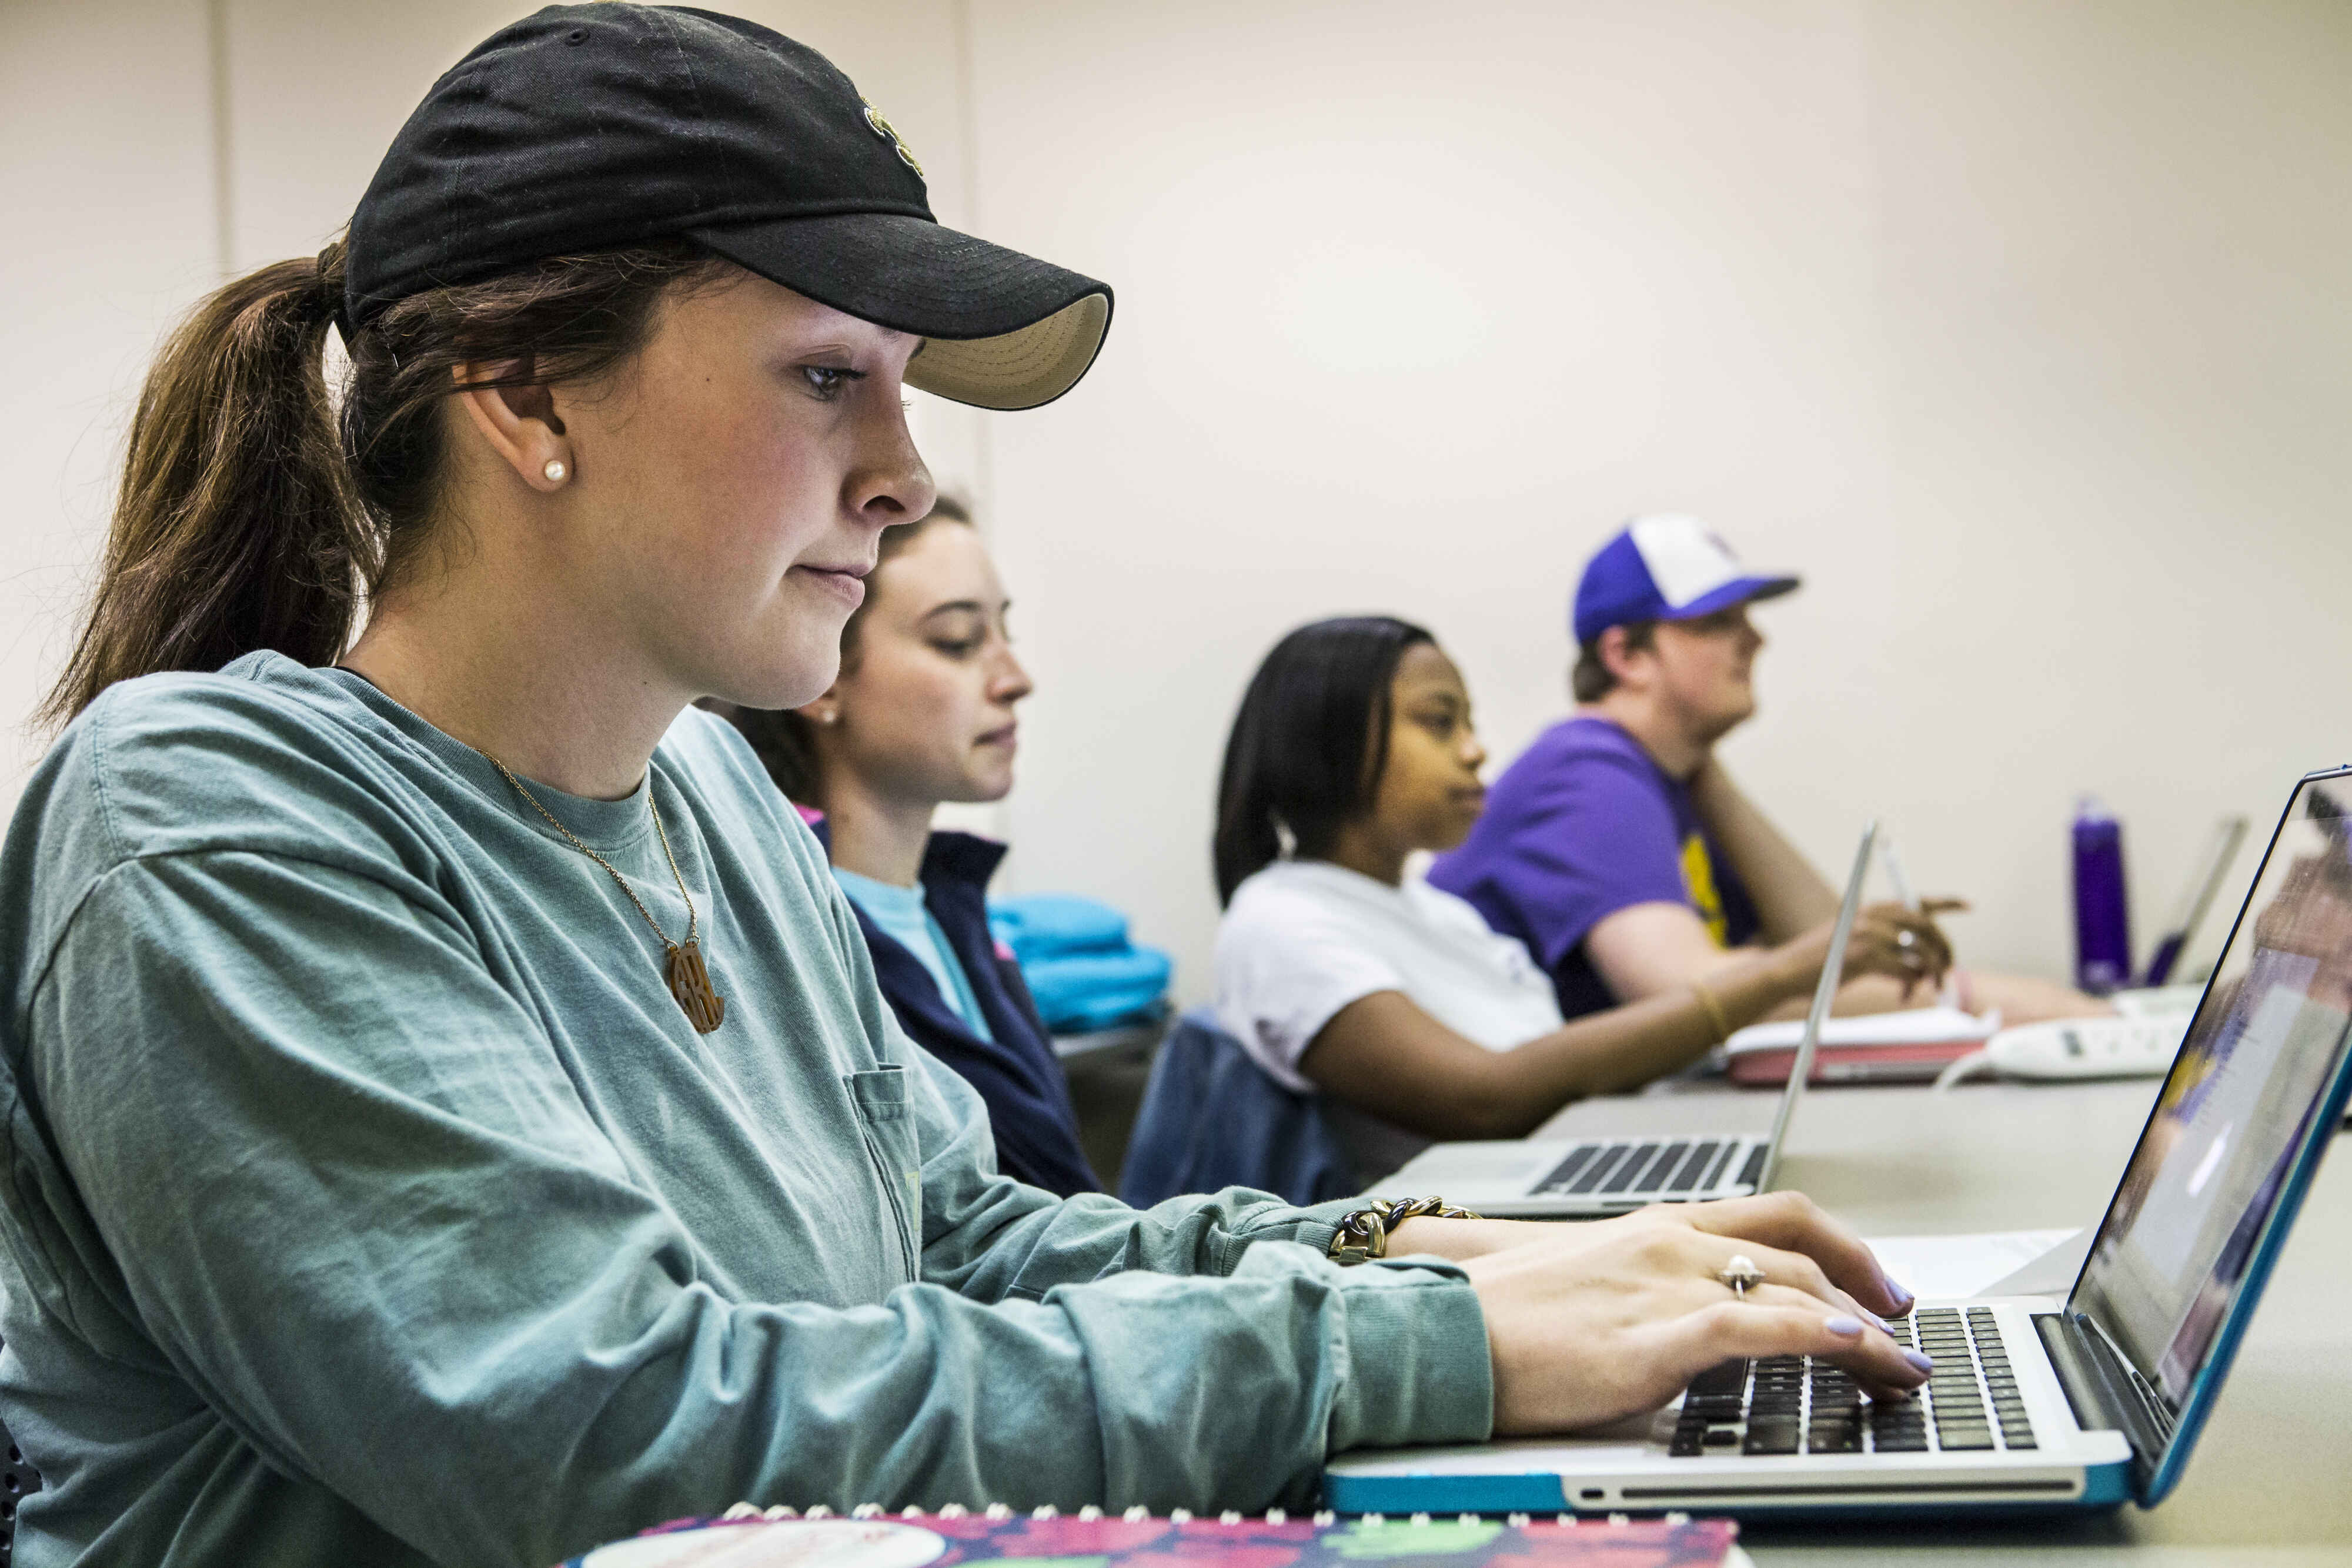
1212,615,1434,906
38,236,731,727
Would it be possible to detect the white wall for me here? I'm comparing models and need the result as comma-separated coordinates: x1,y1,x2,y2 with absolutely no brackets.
8,1,2351,1004
969,0,2352,998
1,0,218,798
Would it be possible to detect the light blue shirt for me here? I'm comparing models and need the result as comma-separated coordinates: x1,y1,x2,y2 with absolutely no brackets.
0,654,1491,1567
834,866,996,1041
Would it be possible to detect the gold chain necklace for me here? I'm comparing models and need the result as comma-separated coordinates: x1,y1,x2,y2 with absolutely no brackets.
485,754,727,1034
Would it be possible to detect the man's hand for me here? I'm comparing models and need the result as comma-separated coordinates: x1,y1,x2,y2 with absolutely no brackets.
1780,899,1963,1002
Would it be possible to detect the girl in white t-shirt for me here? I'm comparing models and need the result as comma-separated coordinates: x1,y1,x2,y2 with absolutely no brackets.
1213,616,1952,1182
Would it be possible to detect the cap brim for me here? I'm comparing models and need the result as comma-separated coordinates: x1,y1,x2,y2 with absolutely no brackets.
1668,574,1802,621
690,212,1111,411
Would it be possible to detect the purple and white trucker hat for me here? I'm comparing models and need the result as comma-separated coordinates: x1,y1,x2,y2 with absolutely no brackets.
1571,514,1800,646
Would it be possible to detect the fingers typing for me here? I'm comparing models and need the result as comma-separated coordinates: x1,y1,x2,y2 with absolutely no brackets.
1670,1192,1917,1316
1644,1297,1927,1400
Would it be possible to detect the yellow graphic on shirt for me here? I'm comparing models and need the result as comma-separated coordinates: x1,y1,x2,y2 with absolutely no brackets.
1681,833,1731,947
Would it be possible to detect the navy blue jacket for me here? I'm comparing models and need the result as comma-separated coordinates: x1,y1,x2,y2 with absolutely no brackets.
1120,1009,1355,1209
816,823,1100,1196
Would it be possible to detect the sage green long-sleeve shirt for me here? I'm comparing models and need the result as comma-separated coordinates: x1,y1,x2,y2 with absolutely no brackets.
0,655,1491,1568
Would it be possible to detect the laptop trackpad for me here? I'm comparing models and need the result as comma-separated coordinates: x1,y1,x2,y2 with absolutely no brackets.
1334,1422,1662,1479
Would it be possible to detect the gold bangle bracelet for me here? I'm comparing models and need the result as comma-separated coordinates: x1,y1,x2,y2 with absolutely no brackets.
1690,980,1732,1044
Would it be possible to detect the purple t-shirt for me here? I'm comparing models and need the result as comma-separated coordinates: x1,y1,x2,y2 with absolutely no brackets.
1428,716,1760,1019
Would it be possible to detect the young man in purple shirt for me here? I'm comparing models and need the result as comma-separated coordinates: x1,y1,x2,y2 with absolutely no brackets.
1430,514,2106,1025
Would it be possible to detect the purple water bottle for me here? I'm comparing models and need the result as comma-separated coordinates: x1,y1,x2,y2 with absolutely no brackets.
2072,795,2133,994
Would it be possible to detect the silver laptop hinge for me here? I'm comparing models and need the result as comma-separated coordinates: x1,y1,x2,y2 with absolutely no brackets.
2035,1310,2164,1494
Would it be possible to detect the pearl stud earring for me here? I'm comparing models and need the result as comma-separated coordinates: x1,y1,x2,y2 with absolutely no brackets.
543,459,568,483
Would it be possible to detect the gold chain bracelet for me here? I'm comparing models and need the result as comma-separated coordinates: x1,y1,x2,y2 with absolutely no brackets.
1690,979,1732,1044
1325,1196,1481,1265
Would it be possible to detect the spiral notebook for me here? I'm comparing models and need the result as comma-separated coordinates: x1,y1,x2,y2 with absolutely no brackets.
557,1504,1746,1568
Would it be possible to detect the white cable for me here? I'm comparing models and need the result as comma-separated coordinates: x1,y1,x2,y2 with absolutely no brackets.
1932,1048,1994,1093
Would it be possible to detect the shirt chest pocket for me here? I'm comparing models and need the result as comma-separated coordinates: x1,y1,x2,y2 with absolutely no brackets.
844,1066,921,1283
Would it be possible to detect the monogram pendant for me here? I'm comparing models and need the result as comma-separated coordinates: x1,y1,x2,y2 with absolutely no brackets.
666,940,726,1034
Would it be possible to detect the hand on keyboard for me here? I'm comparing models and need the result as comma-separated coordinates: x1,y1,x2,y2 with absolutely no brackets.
1460,1192,1930,1437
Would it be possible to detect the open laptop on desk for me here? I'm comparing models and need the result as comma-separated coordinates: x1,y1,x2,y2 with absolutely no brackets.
1328,766,2352,1517
1359,822,1878,1217
1719,816,2250,1089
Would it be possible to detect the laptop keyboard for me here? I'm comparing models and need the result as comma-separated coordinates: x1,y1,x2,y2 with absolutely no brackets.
1533,1139,1767,1198
1668,1308,2036,1457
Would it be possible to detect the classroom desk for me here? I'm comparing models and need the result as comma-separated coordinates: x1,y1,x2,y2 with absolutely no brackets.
1051,1017,1168,1061
1535,1079,2352,1566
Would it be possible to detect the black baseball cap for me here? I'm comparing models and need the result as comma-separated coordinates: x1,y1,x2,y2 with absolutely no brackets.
345,4,1111,410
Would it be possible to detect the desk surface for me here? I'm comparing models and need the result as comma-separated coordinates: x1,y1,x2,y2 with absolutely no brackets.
1536,1078,2352,1566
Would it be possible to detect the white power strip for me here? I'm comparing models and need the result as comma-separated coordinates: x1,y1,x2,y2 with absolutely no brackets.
1936,1015,2188,1088
1988,1016,2187,1078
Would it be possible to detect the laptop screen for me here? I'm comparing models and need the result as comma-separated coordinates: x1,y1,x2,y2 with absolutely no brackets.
1755,821,1875,1185
2071,773,2352,1414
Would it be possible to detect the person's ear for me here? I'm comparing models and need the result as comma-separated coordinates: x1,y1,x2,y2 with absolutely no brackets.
1599,626,1649,687
453,361,573,493
796,683,844,731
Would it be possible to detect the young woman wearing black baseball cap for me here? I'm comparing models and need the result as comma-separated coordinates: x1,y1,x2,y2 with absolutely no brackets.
0,7,1924,1563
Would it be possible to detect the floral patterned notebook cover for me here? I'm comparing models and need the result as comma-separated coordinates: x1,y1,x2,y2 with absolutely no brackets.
559,1505,1741,1568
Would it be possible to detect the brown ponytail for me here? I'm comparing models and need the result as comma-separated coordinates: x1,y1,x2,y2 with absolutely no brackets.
41,236,730,727
40,249,363,725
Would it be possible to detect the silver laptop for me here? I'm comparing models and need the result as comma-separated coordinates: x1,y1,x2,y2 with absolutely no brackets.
1328,767,2352,1516
1364,821,1879,1216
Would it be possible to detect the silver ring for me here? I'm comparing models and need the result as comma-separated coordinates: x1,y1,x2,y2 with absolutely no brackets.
1718,1253,1766,1298
1896,930,1917,950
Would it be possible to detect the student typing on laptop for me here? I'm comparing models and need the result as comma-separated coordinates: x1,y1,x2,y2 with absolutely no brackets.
1430,514,2109,1027
0,18,1932,1552
1212,616,1950,1185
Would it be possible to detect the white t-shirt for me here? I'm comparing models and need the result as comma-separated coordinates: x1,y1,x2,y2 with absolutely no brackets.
1214,858,1566,1094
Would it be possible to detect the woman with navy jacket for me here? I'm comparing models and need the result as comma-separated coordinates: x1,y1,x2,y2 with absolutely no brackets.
717,499,1098,1195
